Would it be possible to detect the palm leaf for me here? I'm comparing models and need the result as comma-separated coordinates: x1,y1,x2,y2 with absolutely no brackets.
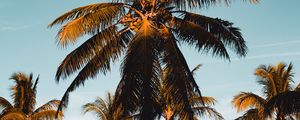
50,3,125,47
0,97,12,110
172,17,230,59
235,108,263,120
266,91,300,116
34,100,60,113
114,20,163,119
182,12,247,57
0,111,25,120
162,26,202,119
191,64,202,76
55,25,118,81
193,106,224,120
32,110,63,120
56,28,132,114
232,92,266,112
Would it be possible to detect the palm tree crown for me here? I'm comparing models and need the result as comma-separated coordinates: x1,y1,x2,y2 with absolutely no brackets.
0,72,63,120
232,62,300,120
49,0,251,119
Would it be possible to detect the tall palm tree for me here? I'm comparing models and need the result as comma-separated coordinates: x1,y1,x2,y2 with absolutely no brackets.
0,72,63,120
82,92,127,120
232,62,300,120
49,0,253,119
160,64,223,120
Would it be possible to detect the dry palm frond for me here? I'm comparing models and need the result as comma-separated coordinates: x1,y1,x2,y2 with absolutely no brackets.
232,92,266,112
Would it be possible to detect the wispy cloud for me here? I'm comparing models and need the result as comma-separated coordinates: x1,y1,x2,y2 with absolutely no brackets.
202,52,300,64
250,40,300,48
0,25,31,31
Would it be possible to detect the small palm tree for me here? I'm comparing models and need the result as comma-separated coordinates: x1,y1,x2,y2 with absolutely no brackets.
232,62,300,120
0,72,63,120
82,92,127,120
49,0,256,119
160,64,223,120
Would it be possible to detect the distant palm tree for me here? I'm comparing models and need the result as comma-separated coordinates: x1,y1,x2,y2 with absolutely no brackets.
0,72,63,120
160,64,223,120
232,63,300,120
82,92,128,120
49,0,254,119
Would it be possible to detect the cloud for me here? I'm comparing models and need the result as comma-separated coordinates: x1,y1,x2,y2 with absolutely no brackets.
250,40,300,48
0,25,31,31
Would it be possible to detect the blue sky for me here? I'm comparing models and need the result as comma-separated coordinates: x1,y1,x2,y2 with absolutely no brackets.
1,0,300,119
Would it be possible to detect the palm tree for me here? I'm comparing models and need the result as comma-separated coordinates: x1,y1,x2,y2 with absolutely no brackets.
82,92,127,120
0,72,63,120
49,0,252,119
232,62,300,120
160,64,223,120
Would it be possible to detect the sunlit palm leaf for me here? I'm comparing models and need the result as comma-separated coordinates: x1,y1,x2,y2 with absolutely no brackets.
50,3,125,47
0,111,25,120
232,92,266,112
55,25,118,81
32,110,63,120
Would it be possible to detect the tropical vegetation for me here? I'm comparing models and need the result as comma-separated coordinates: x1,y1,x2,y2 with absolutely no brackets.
49,0,251,119
0,72,63,120
232,62,300,120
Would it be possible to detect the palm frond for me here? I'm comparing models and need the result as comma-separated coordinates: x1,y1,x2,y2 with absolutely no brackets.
83,103,108,120
191,64,202,76
172,17,230,60
0,111,25,120
56,28,132,114
114,20,162,119
193,106,224,120
232,92,266,112
191,96,216,106
9,72,36,114
34,100,60,113
55,25,118,81
32,110,63,120
182,12,247,57
235,108,263,120
49,3,123,26
0,97,12,110
266,91,300,116
50,3,125,47
162,26,202,119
